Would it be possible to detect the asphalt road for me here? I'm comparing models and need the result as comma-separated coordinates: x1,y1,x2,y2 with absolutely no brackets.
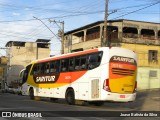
0,89,159,120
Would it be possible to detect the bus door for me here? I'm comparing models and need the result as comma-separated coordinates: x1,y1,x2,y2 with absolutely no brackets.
88,52,102,99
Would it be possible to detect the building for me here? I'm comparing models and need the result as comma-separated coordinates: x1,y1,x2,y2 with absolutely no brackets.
5,39,51,86
64,19,160,90
0,57,8,91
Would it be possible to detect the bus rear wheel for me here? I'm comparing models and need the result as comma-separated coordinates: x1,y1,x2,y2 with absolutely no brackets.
29,88,34,100
65,89,75,105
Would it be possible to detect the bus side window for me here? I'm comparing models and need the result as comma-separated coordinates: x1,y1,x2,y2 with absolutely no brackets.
50,60,60,73
44,62,50,74
40,63,45,74
50,61,56,73
88,52,102,69
55,60,60,73
75,57,80,70
23,64,32,84
31,64,38,75
98,52,102,63
80,55,87,70
69,58,74,71
36,64,41,74
61,59,69,72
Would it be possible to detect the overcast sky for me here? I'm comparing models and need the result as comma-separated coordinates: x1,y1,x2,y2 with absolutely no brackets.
0,0,159,56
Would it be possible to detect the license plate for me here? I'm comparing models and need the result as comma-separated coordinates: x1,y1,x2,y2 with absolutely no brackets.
120,95,125,98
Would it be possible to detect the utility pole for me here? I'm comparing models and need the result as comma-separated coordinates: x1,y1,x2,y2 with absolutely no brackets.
61,21,64,54
49,19,64,54
102,0,109,47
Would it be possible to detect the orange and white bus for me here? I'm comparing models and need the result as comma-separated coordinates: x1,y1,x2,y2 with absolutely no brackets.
20,47,137,105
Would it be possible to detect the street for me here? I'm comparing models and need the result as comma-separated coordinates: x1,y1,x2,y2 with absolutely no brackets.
0,89,159,120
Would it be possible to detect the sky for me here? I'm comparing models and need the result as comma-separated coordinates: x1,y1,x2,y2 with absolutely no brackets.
0,0,160,56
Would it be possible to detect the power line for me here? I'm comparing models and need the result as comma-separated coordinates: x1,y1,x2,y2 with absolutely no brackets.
0,10,105,23
33,16,60,40
112,1,160,19
0,1,159,23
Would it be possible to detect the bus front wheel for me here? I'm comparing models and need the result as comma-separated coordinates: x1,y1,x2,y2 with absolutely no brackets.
29,88,34,100
65,89,75,105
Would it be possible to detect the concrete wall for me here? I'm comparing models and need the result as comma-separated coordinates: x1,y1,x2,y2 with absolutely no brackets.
38,48,50,59
137,67,160,90
121,43,160,68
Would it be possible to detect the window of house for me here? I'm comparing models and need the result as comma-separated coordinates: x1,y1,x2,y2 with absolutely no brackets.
149,70,157,78
148,50,158,62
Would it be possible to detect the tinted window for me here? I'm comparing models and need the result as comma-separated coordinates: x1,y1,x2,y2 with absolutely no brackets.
44,62,50,74
23,64,32,83
31,64,39,75
30,52,102,74
88,52,102,69
40,63,45,74
61,59,69,72
80,55,87,70
69,58,74,71
50,60,60,73
75,57,81,70
74,55,87,70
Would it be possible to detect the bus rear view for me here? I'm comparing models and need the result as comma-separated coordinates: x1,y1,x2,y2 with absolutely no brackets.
102,47,137,102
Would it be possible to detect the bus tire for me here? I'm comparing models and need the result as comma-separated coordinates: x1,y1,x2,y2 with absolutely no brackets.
29,88,34,100
65,89,75,105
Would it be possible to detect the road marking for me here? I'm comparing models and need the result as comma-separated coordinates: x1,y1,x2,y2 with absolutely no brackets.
0,107,37,110
0,108,13,110
0,117,46,120
0,118,8,120
59,117,83,120
27,117,45,120
91,117,109,120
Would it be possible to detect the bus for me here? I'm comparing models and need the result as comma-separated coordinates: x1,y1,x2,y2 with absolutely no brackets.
20,47,137,106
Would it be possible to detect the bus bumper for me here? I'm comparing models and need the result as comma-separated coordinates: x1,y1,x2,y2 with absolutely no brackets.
104,92,136,102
